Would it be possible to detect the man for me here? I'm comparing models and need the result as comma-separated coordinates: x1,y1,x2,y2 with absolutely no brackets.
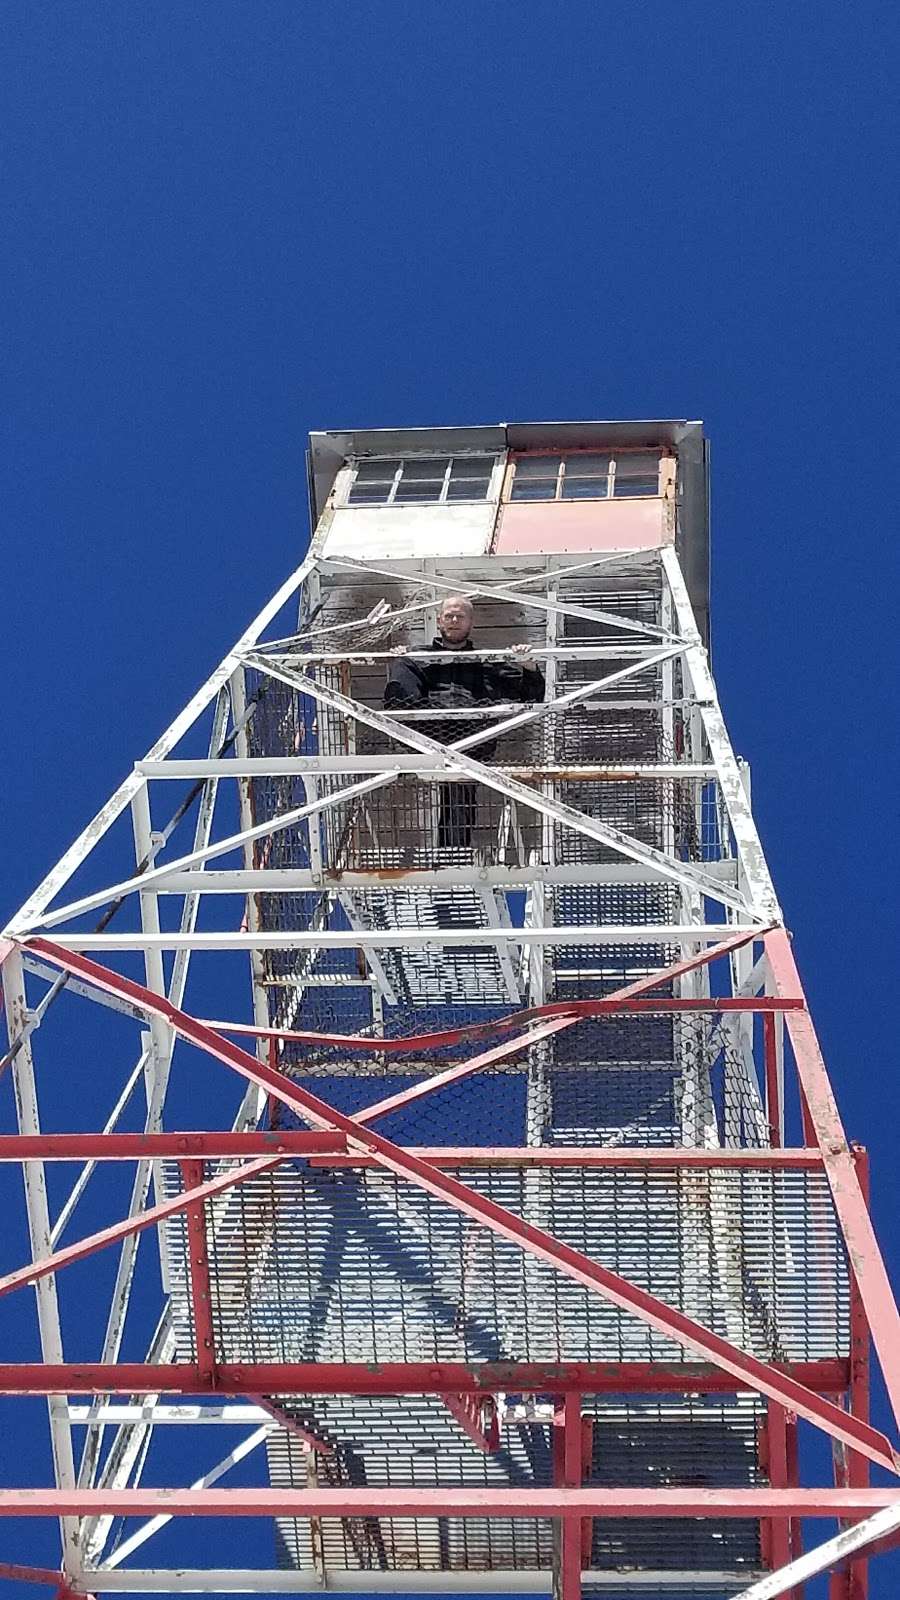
384,595,544,848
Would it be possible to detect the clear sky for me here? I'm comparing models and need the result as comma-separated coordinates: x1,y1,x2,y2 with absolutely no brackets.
2,2,899,1596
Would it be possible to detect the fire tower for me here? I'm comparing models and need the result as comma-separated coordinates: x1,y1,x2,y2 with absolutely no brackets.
2,420,899,1599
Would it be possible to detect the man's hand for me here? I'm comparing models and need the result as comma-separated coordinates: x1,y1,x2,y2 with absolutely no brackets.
510,642,538,668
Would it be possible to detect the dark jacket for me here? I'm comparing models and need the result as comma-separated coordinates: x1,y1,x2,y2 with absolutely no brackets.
384,638,545,712
384,638,544,760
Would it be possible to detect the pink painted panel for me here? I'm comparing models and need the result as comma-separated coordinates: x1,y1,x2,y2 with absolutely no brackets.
493,498,668,556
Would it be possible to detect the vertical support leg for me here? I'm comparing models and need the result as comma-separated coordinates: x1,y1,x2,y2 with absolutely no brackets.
763,1403,794,1583
180,1159,217,1384
829,1151,871,1600
229,665,275,1131
0,947,80,1575
130,780,178,1264
764,1012,782,1148
553,1393,582,1600
785,1414,802,1569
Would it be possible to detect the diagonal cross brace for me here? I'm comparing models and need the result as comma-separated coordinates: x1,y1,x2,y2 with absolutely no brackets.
765,927,900,1434
0,1155,281,1301
21,937,899,1477
316,552,683,644
243,649,760,918
352,933,764,1129
23,646,678,934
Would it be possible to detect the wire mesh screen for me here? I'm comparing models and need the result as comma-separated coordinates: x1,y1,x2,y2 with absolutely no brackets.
165,1161,848,1368
266,1394,762,1582
198,554,824,1589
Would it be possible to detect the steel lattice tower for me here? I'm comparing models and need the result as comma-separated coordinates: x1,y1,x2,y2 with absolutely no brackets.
3,420,899,1599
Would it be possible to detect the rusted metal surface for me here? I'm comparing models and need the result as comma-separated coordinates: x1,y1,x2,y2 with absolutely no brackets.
0,1358,852,1396
2,1486,900,1519
765,928,900,1432
0,1156,280,1301
494,497,668,557
179,1160,217,1385
18,940,900,1476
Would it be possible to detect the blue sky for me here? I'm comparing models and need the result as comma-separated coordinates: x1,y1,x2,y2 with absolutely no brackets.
2,1,899,1595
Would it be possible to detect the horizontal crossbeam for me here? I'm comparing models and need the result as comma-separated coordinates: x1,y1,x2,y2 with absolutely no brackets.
3,1487,900,1518
36,925,763,951
0,1358,852,1396
138,759,718,779
149,862,739,892
0,1157,280,1301
245,647,759,917
20,938,899,1475
0,1135,823,1166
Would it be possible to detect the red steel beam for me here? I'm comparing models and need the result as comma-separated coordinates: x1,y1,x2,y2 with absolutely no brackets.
554,1393,583,1600
1,1487,899,1519
313,1146,825,1170
353,1014,577,1128
0,1155,280,1301
833,1148,873,1600
248,1393,333,1455
441,1393,500,1453
762,1402,794,1582
350,935,793,1128
209,994,802,1041
0,1135,822,1166
180,1159,217,1384
765,928,900,1432
23,939,897,1475
0,1358,850,1396
0,1566,63,1588
763,1010,781,1148
193,924,780,1055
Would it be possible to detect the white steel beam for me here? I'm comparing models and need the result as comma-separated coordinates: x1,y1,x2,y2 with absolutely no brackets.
49,1051,149,1248
227,662,285,1132
138,758,718,778
99,1427,274,1571
319,553,684,643
79,691,233,1531
263,643,672,663
28,773,398,932
5,555,316,933
39,924,761,951
147,862,738,893
243,650,758,917
729,1502,900,1597
68,1405,276,1426
35,645,732,935
0,948,80,1572
261,547,659,652
50,690,230,1251
73,1570,751,1593
661,547,780,920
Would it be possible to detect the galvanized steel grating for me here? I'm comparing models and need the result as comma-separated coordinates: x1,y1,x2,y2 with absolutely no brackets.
164,1163,848,1368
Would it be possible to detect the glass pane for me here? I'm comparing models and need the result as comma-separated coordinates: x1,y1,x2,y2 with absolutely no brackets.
510,478,556,501
561,477,608,500
613,476,658,498
393,479,444,503
353,460,399,483
450,455,494,478
613,452,660,477
513,455,561,477
563,453,609,477
402,456,449,481
347,482,392,505
446,476,491,501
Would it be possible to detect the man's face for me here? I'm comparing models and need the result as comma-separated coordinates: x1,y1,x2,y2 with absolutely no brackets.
438,599,473,645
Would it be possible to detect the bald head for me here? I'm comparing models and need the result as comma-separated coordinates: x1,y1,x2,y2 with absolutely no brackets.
437,595,474,645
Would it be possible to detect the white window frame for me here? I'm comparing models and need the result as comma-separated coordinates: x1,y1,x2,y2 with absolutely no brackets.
341,454,503,509
508,451,665,503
